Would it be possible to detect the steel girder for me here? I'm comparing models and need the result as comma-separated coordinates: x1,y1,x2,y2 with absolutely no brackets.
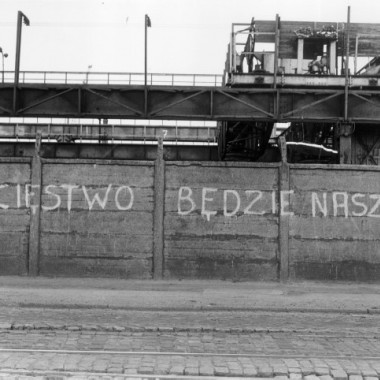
2,84,380,123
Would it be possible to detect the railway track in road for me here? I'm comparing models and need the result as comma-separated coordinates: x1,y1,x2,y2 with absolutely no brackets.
0,347,380,360
0,329,379,379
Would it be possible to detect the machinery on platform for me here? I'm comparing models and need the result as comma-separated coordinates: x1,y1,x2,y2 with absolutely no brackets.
217,14,380,164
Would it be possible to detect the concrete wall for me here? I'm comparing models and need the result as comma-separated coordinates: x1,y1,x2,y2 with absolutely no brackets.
289,165,380,281
0,155,379,281
164,162,279,280
0,158,31,275
38,161,155,278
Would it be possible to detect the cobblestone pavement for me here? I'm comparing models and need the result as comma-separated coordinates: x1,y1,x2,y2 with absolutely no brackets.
0,329,380,356
0,279,379,379
0,350,379,379
0,310,379,380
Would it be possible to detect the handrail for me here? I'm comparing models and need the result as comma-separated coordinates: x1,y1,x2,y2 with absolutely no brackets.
1,71,223,87
0,122,217,143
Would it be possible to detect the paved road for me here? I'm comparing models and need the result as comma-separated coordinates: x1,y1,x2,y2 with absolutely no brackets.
0,308,379,379
0,277,379,379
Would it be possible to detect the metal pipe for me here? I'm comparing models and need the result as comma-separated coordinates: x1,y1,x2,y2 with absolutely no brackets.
144,14,151,116
230,29,234,73
344,6,350,121
354,35,359,74
273,14,280,89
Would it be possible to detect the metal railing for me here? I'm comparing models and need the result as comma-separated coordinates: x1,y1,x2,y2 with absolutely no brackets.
0,122,217,143
1,71,223,87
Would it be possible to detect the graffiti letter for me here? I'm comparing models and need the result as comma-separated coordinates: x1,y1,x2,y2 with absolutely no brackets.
352,193,368,217
0,185,9,209
178,186,196,215
82,184,112,210
332,192,348,218
280,190,294,216
368,194,380,218
61,184,79,213
223,190,240,217
244,190,264,215
42,185,61,211
312,192,327,217
115,186,134,210
202,187,217,221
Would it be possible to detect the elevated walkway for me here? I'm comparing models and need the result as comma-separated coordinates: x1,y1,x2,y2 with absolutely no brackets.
1,71,380,123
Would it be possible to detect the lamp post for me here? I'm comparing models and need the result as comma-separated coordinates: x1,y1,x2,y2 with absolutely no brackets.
144,14,151,116
144,14,151,87
13,10,30,112
0,47,8,83
85,64,92,84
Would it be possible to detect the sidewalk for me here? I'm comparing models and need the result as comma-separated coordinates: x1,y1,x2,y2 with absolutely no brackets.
0,276,379,313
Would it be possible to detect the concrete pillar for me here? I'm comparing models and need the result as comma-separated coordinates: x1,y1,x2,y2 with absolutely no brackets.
153,137,165,279
329,40,337,75
28,134,42,276
297,38,304,74
339,123,353,164
278,136,290,282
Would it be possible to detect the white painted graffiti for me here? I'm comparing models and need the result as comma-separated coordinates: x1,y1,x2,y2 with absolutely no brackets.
177,186,292,221
0,184,134,213
178,186,380,221
311,191,380,218
1,184,379,219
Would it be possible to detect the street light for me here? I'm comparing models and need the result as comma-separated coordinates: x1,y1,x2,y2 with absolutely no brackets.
0,47,8,83
144,14,151,87
144,14,151,116
13,10,30,112
84,64,92,84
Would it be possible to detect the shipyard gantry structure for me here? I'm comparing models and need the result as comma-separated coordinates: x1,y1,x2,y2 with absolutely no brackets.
1,12,380,165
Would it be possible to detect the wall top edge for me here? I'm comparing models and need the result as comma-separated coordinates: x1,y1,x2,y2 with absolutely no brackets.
166,161,282,168
0,157,32,163
41,158,155,166
290,163,380,171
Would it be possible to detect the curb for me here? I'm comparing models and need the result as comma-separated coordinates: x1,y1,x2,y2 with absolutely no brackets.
13,303,380,314
0,322,378,335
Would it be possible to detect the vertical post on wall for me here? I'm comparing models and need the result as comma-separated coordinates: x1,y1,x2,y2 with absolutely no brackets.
279,136,290,281
28,132,42,276
153,136,165,279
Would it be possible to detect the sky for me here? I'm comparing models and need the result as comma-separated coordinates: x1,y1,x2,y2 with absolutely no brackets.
1,0,380,75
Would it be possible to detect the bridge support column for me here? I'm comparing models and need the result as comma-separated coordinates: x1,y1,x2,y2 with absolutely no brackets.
339,123,354,164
